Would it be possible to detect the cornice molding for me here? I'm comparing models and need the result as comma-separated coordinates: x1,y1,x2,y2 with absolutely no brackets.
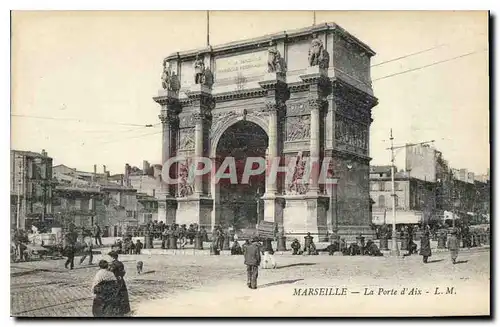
164,22,375,61
331,79,378,110
213,88,267,103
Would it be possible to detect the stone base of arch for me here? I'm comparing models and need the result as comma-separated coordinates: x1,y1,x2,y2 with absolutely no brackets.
175,196,213,229
282,195,330,243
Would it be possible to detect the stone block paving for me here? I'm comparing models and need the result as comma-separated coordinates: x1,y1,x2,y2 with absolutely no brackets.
10,253,245,317
11,249,490,317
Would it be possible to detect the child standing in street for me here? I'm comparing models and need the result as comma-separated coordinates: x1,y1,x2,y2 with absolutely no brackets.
447,228,460,264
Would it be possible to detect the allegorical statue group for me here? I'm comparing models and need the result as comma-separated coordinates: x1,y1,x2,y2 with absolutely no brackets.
161,34,330,90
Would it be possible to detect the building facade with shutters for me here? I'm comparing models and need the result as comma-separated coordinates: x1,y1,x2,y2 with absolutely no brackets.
10,149,54,230
369,166,436,226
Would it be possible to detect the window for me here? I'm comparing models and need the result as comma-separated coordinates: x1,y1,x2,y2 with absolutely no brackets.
394,195,399,208
378,195,386,208
379,182,385,191
126,210,133,218
80,199,89,211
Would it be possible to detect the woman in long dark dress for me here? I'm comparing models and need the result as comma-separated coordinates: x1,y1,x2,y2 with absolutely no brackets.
420,225,432,263
92,260,120,317
108,251,131,315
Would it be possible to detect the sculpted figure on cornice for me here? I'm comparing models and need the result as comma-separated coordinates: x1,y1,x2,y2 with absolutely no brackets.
161,59,180,92
308,34,330,69
267,41,287,74
201,68,214,88
193,53,215,88
194,53,205,85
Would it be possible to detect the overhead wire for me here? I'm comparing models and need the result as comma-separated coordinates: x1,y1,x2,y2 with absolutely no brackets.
370,32,486,68
372,48,487,82
10,114,156,128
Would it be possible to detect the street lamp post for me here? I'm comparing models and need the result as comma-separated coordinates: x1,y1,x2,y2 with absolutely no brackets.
389,130,400,256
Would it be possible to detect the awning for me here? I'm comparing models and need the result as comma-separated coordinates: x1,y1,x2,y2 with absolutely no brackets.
372,210,423,225
443,210,461,221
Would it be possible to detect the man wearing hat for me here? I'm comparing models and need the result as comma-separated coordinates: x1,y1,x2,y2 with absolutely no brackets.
290,238,301,255
447,228,460,264
244,237,262,289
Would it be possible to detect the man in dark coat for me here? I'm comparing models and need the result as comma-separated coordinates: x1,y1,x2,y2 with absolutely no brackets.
162,225,170,249
218,227,225,251
290,239,301,255
108,251,131,315
200,226,209,242
93,223,102,246
244,237,261,289
364,240,383,256
64,226,78,269
187,224,196,245
135,239,143,254
242,240,251,254
231,240,243,255
79,236,94,265
420,225,432,263
447,228,460,264
406,225,415,255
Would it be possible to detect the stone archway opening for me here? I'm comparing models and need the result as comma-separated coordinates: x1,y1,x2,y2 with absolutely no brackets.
215,120,268,232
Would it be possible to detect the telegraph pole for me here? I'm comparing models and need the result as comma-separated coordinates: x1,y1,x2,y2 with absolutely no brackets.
389,129,399,256
387,130,434,256
206,11,210,47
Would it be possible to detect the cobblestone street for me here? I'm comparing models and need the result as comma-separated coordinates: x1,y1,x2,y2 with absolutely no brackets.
11,248,490,317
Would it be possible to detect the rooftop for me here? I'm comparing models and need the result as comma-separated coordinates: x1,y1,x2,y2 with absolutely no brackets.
370,165,393,174
12,149,51,160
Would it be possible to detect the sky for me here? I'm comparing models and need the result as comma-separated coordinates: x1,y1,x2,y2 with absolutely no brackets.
11,11,489,176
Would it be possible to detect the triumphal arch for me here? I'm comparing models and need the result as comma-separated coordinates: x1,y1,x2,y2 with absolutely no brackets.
153,23,378,241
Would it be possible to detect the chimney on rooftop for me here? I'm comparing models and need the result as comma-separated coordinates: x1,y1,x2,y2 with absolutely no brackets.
92,164,97,183
103,165,108,182
124,164,131,187
143,160,150,175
